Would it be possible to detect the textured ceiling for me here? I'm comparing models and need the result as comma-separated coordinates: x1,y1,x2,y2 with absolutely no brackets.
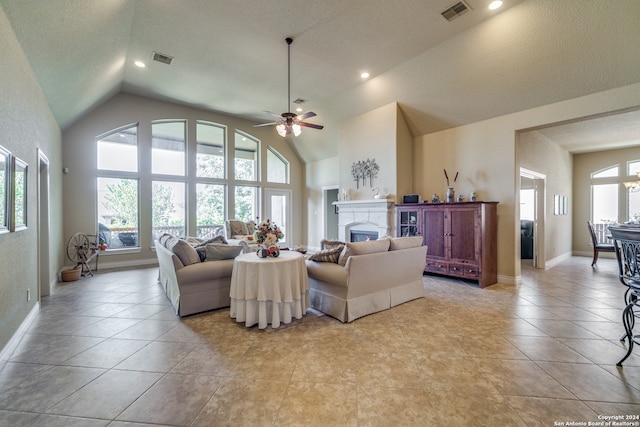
2,0,640,162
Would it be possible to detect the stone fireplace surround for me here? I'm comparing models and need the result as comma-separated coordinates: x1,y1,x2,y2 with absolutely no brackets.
332,199,395,243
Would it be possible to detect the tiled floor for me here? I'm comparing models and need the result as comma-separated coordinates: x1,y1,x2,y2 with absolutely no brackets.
1,257,639,426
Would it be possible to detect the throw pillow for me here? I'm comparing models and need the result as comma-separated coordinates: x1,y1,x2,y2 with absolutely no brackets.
308,245,344,263
205,243,243,260
229,220,248,238
321,239,345,250
389,236,423,250
157,233,173,247
172,239,201,266
338,239,390,266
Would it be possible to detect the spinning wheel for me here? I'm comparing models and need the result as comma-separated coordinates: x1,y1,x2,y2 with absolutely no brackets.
67,233,90,263
67,233,96,276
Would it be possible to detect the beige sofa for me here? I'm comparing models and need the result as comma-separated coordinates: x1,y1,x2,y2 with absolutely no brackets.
305,237,427,322
155,234,243,317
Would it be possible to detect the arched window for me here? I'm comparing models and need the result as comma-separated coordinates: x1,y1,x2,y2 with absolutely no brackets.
267,146,289,184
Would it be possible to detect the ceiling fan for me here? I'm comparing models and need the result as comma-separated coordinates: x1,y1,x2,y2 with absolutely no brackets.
254,37,324,137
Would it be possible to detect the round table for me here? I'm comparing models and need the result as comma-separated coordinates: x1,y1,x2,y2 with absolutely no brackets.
229,250,310,329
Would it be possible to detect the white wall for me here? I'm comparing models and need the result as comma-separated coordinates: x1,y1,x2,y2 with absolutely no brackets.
414,83,640,283
62,93,305,268
0,8,63,355
518,130,573,263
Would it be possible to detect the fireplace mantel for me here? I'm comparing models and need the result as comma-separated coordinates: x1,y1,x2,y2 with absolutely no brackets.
332,199,395,242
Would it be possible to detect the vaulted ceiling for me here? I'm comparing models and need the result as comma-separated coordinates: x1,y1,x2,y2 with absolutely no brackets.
2,0,640,162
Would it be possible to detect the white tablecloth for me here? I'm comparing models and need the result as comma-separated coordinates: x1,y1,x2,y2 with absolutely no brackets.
229,250,310,329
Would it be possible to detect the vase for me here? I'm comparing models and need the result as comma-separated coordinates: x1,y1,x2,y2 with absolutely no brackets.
268,245,280,257
256,246,268,258
446,187,455,203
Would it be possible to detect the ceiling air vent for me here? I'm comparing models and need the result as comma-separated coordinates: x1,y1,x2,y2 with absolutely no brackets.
293,98,306,105
152,52,174,65
441,1,471,21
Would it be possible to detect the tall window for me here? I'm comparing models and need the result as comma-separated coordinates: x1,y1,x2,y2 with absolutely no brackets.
628,161,640,222
235,185,258,222
235,131,259,181
97,177,139,248
152,121,185,176
196,183,225,238
197,121,225,178
152,181,186,243
97,125,139,249
267,146,289,183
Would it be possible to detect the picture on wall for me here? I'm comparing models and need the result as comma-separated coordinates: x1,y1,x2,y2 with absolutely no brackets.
0,146,9,233
11,156,27,231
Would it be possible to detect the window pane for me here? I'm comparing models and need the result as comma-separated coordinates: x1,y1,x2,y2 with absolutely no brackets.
97,125,138,172
592,183,618,223
197,121,225,178
97,177,139,248
196,183,225,238
267,147,288,183
235,131,259,181
592,166,618,178
152,121,185,175
152,181,185,244
235,185,258,222
629,160,640,176
269,193,287,242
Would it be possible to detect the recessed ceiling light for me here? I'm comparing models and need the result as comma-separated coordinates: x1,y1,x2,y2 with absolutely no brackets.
134,61,146,68
296,107,303,112
361,72,370,79
489,1,503,10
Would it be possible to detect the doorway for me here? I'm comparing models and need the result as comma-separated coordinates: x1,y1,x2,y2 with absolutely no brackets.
520,168,545,269
323,186,339,241
37,149,51,297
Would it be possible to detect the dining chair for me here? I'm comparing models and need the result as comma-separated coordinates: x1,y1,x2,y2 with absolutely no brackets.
587,220,615,266
610,226,640,366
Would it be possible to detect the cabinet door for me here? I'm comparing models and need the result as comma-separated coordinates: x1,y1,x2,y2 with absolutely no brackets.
422,207,446,259
448,207,478,263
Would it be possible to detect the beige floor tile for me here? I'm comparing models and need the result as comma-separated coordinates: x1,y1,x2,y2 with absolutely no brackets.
357,385,441,427
412,354,501,395
112,319,180,340
60,338,150,369
425,389,526,427
537,361,640,403
356,350,424,389
276,382,357,426
72,317,142,338
291,342,357,384
192,378,289,427
116,373,222,425
477,358,575,399
115,340,198,372
48,369,162,419
506,395,598,426
507,335,592,363
9,334,104,365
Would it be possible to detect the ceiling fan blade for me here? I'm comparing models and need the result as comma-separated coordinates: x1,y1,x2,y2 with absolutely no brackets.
253,122,279,127
264,111,283,119
297,111,317,120
299,122,324,130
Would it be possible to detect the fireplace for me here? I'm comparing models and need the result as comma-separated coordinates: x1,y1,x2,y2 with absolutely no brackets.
350,230,379,242
333,199,394,242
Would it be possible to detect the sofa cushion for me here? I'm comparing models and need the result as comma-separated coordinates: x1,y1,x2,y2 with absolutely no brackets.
205,243,243,260
172,239,201,266
308,245,344,263
389,236,423,251
338,239,390,266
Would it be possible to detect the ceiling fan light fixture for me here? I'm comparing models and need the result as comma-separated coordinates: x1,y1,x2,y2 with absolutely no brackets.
292,124,302,137
276,124,287,137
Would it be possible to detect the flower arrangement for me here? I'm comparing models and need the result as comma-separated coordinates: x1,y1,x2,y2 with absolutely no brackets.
254,218,284,246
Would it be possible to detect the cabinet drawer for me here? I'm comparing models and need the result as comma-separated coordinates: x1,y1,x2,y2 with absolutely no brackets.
449,263,479,279
425,260,448,274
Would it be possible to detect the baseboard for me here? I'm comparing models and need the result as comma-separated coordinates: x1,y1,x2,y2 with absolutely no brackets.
58,258,159,279
0,302,40,370
497,274,519,286
545,251,573,269
572,250,616,261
